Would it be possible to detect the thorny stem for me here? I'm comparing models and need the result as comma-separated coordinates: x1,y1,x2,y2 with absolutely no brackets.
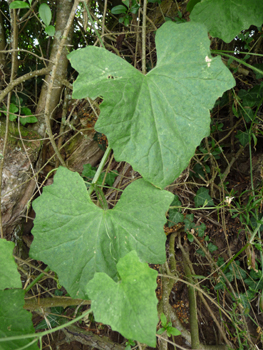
24,296,90,311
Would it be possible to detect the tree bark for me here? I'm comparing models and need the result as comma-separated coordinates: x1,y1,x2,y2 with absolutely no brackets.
32,0,74,137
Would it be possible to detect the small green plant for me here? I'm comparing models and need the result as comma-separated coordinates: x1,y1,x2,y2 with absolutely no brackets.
81,163,118,188
9,1,55,36
156,313,181,337
111,0,140,26
0,96,37,125
125,339,136,350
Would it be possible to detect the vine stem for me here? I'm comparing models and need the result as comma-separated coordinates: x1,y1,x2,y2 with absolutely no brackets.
24,266,51,293
142,0,147,74
88,146,112,196
211,50,263,75
0,309,92,343
84,1,105,48
43,0,80,167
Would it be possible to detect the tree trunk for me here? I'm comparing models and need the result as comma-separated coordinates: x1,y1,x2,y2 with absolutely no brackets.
32,0,74,137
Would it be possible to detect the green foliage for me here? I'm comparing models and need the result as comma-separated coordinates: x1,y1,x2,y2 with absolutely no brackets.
9,1,30,9
0,240,21,289
190,0,263,43
3,1,262,345
111,0,140,26
0,289,38,350
186,0,201,13
156,313,181,337
235,130,249,146
39,3,52,27
39,3,55,36
168,195,184,227
194,188,214,208
87,251,158,346
81,163,118,187
68,22,234,189
0,96,37,125
238,83,263,108
125,339,136,350
30,167,173,299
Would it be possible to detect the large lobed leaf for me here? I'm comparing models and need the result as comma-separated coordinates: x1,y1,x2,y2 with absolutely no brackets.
87,251,158,347
0,240,21,290
190,0,263,43
68,21,235,189
0,289,38,350
30,167,173,299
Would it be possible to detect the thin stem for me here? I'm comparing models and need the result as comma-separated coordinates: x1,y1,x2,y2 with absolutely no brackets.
88,146,112,196
142,0,147,74
211,51,263,75
0,309,92,343
24,266,51,293
84,1,105,48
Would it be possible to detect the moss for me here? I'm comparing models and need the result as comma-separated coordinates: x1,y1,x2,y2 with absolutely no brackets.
0,119,42,150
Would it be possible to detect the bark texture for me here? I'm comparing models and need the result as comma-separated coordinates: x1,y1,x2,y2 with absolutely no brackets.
32,0,74,137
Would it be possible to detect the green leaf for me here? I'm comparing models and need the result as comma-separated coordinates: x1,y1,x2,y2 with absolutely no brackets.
9,1,30,9
196,222,206,237
160,312,167,327
167,326,181,336
82,164,118,187
68,21,235,189
87,251,158,347
254,64,263,80
238,85,263,108
196,248,205,257
194,187,214,207
39,3,52,26
186,0,201,13
184,214,195,230
20,116,38,125
217,256,224,267
207,243,218,253
0,240,22,290
105,171,118,186
187,233,194,242
190,0,263,43
9,114,18,122
122,0,129,7
111,5,127,14
235,130,249,147
82,163,98,181
30,167,173,299
21,107,32,115
0,289,39,350
156,327,166,334
168,211,184,227
2,103,18,121
168,195,184,226
45,25,55,36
